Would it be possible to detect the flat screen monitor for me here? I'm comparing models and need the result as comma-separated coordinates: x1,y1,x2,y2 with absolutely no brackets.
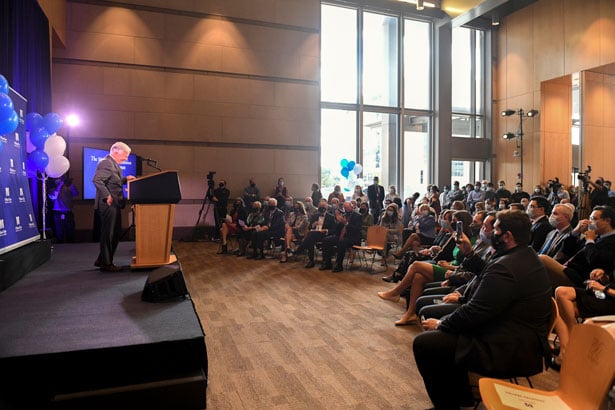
82,146,139,200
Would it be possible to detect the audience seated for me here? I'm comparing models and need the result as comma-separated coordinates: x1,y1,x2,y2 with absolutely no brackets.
379,203,402,259
539,205,615,288
416,212,496,319
552,267,615,370
396,204,436,255
538,203,574,260
376,210,474,325
280,201,309,263
237,201,264,256
413,210,552,409
528,195,554,252
319,202,362,272
358,202,374,242
328,185,345,204
291,199,337,268
248,198,285,260
217,197,248,254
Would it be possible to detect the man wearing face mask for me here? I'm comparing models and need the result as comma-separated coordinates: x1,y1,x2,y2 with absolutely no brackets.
243,177,260,209
527,196,554,252
510,182,530,204
539,205,615,288
367,176,385,218
588,176,609,208
466,182,485,213
414,210,552,410
320,201,363,272
538,203,574,260
213,179,230,222
248,198,285,260
495,180,512,204
291,199,337,268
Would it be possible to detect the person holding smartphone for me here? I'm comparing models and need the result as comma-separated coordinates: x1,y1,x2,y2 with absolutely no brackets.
377,210,475,325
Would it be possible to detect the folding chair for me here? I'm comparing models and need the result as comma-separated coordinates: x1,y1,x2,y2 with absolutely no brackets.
352,225,388,273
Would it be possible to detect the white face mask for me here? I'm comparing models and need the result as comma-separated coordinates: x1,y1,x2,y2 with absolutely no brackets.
386,210,394,217
422,210,429,217
548,215,559,227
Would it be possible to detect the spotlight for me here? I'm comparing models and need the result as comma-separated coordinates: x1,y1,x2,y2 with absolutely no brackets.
503,132,516,139
417,0,424,10
491,16,500,26
526,109,539,117
501,109,516,117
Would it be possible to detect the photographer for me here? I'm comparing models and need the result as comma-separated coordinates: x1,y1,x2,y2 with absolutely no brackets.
588,176,609,208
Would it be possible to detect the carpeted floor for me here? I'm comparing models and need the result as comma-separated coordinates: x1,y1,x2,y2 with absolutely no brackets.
174,241,559,409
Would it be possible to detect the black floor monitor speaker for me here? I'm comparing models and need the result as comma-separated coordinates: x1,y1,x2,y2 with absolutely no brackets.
142,263,188,303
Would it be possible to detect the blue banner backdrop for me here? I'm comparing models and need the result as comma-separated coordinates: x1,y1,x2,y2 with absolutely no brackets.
0,88,40,254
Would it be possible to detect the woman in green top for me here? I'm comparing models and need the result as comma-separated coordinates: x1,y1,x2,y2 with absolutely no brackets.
377,210,475,326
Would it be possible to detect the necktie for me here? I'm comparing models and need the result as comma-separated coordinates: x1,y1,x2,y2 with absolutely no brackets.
539,231,557,255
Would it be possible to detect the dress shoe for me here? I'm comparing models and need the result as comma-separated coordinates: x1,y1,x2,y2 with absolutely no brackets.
377,292,400,303
100,264,122,272
319,264,332,271
382,275,394,282
332,265,343,272
236,252,245,257
94,259,102,267
246,253,257,259
254,254,265,260
217,245,228,254
304,261,315,268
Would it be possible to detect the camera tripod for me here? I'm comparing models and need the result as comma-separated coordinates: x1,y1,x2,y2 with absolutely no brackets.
190,186,219,241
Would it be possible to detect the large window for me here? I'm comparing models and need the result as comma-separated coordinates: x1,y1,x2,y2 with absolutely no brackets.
321,3,433,198
451,27,484,139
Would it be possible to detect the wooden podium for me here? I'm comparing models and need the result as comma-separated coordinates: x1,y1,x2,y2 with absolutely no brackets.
128,171,181,268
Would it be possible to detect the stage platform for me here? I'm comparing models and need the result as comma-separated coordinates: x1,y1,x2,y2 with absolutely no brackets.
0,242,207,409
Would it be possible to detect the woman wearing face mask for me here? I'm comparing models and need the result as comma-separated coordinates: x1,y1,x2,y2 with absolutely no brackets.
380,203,402,261
393,204,437,258
217,197,248,254
352,185,368,204
359,202,374,242
280,202,309,263
273,178,290,209
385,185,400,204
328,184,346,204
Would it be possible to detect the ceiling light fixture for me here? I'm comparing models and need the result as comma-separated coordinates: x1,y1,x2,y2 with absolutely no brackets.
417,0,424,10
491,16,500,26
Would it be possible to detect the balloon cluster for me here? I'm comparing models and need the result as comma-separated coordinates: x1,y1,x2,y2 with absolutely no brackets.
339,158,363,191
26,111,70,178
0,75,19,152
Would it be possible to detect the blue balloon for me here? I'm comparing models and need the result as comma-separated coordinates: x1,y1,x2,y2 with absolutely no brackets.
347,161,356,171
340,158,349,168
0,107,18,135
29,127,50,150
43,112,63,135
341,168,350,178
30,149,49,172
26,112,43,131
0,93,13,110
0,75,8,95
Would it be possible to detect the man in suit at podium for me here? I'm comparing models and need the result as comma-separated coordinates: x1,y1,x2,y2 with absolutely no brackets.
93,142,136,272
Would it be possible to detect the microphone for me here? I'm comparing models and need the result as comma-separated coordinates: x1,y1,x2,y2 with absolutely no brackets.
138,156,157,163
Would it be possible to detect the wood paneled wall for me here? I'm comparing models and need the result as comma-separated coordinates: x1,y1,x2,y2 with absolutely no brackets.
493,0,615,189
50,0,321,235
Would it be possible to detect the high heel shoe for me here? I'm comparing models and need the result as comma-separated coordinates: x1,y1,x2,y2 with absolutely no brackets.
377,292,400,303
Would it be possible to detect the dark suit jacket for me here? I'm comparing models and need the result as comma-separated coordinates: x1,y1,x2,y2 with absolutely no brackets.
367,184,384,211
264,207,286,237
561,232,615,286
92,155,127,209
439,245,552,378
529,216,554,252
539,225,572,260
308,212,337,233
340,211,363,245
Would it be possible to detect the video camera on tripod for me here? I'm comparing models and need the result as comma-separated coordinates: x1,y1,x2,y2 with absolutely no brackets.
205,171,216,199
577,165,592,190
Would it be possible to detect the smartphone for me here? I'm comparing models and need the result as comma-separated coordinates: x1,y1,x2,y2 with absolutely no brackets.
456,220,463,239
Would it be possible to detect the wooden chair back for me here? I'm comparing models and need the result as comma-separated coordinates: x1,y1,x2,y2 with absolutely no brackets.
365,225,388,250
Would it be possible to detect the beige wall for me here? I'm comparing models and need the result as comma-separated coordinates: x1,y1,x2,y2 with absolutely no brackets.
493,0,615,189
51,0,320,237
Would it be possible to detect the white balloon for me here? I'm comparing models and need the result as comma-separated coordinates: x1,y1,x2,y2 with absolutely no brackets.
44,134,66,157
45,155,70,178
